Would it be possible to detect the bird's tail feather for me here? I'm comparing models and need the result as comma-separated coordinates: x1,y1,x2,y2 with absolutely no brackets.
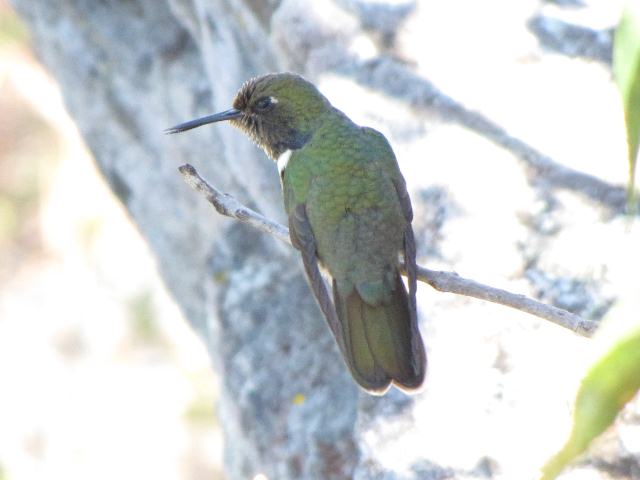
333,272,426,394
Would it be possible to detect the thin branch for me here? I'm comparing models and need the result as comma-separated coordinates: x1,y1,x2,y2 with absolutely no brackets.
180,164,290,243
340,58,636,214
179,163,598,337
413,267,596,336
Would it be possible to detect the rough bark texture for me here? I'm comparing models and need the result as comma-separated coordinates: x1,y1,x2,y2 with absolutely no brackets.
12,1,640,479
12,2,361,478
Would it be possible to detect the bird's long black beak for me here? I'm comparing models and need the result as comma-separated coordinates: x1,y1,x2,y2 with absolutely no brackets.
164,108,243,134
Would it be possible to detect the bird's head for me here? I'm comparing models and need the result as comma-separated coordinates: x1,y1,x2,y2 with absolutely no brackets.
166,73,329,159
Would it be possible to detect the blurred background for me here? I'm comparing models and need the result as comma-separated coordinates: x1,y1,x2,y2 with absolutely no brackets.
2,0,640,479
0,2,222,478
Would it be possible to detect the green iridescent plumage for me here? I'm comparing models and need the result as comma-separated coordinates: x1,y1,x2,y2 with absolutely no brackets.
167,72,426,394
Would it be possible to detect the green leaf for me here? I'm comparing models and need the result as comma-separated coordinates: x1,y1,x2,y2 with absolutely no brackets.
540,327,640,480
614,1,640,211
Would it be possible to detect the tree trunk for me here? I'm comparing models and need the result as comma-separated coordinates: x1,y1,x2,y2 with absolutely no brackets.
11,1,364,478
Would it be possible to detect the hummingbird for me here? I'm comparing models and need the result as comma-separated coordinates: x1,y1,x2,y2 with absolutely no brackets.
166,73,426,394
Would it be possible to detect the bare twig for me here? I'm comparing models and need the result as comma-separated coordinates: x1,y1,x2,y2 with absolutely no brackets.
413,267,596,336
180,164,290,243
341,58,636,214
179,163,598,337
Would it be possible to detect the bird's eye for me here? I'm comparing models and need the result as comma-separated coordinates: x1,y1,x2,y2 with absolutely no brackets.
255,96,272,111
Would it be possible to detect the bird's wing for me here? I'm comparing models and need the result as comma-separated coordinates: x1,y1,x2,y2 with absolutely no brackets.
363,127,418,322
390,173,417,321
397,181,418,322
287,200,348,356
